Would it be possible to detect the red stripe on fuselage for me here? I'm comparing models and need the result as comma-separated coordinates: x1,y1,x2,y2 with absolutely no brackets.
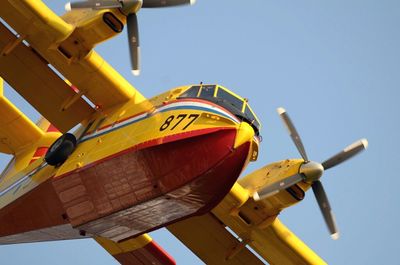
84,99,238,137
56,127,232,179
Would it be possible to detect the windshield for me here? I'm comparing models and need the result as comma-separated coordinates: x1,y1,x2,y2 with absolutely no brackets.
179,85,261,136
217,88,244,112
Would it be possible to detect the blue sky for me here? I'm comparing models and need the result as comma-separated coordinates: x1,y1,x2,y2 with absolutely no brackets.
0,0,399,264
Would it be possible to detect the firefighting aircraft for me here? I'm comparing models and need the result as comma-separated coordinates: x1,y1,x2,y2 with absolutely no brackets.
0,1,368,264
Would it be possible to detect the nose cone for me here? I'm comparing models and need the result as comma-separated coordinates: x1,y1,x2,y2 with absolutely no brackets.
234,122,255,149
299,161,324,182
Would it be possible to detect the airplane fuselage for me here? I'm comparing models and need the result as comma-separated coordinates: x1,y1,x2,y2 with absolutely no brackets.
0,85,259,243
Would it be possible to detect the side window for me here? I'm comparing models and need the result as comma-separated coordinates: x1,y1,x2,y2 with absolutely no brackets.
217,88,243,111
180,86,200,98
245,105,261,133
244,105,256,124
199,85,216,98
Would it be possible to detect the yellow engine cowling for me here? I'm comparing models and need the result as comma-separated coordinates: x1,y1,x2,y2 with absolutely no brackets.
238,159,312,214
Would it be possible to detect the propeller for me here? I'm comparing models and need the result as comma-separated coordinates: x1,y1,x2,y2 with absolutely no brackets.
65,0,196,75
254,107,368,240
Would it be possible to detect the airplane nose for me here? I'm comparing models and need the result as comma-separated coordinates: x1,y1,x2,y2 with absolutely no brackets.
234,122,255,149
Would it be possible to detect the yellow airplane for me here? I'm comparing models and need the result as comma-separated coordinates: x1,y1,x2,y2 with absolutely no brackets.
0,1,368,264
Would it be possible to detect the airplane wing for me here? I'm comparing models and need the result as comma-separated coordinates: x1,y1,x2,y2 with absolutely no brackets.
95,234,176,265
170,178,327,265
0,1,145,132
168,213,264,265
0,78,43,154
247,218,326,265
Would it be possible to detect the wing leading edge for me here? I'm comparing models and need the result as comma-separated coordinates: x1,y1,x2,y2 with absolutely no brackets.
169,182,327,265
168,213,264,265
0,1,146,132
0,22,93,132
0,78,42,154
95,234,176,265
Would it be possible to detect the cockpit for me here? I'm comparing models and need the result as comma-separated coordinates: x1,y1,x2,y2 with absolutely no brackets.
178,85,261,136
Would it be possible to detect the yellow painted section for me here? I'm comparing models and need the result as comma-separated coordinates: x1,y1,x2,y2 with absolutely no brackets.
0,85,62,206
0,0,144,119
165,157,324,265
239,159,305,195
1,132,60,181
227,183,250,209
234,122,255,149
267,219,327,264
0,87,43,154
55,94,241,177
62,9,127,50
0,22,94,132
207,160,325,265
0,84,253,212
4,0,73,43
168,214,264,265
95,234,152,256
0,156,58,209
2,5,331,265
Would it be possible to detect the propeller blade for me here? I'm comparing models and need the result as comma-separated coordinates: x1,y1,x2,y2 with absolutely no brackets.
322,139,368,170
277,107,309,162
142,0,195,8
127,14,141,75
65,1,122,11
253,173,303,201
311,180,339,240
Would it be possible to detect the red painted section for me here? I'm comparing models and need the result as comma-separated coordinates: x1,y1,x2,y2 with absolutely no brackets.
33,147,48,157
52,127,250,241
29,147,49,165
0,179,68,237
70,85,79,93
0,126,251,246
46,124,60,133
128,141,251,239
114,241,175,265
144,241,176,265
67,127,231,175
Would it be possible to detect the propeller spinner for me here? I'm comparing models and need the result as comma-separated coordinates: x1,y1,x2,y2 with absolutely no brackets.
65,0,196,75
254,107,368,240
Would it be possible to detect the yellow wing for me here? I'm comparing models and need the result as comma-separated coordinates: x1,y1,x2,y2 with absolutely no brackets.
168,214,264,265
0,23,93,132
95,234,176,265
0,78,42,154
0,1,145,132
169,161,327,265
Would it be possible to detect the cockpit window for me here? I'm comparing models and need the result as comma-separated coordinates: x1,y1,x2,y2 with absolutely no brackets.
199,85,216,98
179,86,200,98
217,88,244,112
244,104,260,131
179,84,261,136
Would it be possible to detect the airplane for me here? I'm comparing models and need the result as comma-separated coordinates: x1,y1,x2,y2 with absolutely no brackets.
0,1,368,264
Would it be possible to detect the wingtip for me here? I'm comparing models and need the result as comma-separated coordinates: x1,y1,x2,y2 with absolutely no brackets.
132,70,140,76
190,0,197,5
277,107,286,115
361,138,369,149
331,232,340,240
65,2,71,11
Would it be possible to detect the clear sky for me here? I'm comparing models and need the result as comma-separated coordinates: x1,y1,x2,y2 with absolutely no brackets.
0,0,399,264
